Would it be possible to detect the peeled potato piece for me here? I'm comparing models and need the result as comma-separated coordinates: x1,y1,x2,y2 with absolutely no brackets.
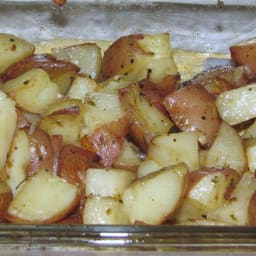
83,196,130,225
122,163,188,225
5,169,80,224
204,122,247,175
85,168,136,199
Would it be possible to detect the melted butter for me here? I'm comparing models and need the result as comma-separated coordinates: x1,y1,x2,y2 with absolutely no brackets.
35,39,229,82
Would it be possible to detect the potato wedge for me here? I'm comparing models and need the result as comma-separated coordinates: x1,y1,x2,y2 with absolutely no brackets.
0,91,17,170
1,54,79,95
85,168,136,199
122,163,188,225
1,129,30,196
216,83,256,125
0,33,34,73
244,138,256,173
83,196,130,225
52,43,102,80
5,169,80,224
2,68,61,114
204,122,247,175
163,84,221,147
147,132,199,172
137,159,162,178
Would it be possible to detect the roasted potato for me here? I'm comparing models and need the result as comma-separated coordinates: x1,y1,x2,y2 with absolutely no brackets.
163,84,221,147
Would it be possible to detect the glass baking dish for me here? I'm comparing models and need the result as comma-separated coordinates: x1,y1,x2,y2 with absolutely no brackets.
0,0,256,254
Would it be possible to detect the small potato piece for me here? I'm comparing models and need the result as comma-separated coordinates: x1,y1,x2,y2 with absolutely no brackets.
0,181,12,222
204,122,246,175
5,169,80,224
85,168,136,198
2,68,61,114
66,75,97,101
82,92,125,136
245,138,256,173
230,40,256,76
147,132,199,172
0,33,34,73
120,84,173,151
83,196,130,225
114,140,142,171
52,43,102,80
1,54,79,95
248,190,256,226
186,168,240,211
40,99,84,144
207,171,256,225
163,84,221,147
137,159,162,178
122,163,188,225
216,83,256,125
2,129,30,196
0,91,17,170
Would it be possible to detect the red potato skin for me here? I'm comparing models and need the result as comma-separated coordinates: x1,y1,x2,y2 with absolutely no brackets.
139,75,179,116
230,43,256,76
26,128,54,177
102,34,150,78
163,84,221,148
81,117,129,167
57,144,96,191
0,54,79,82
187,167,240,200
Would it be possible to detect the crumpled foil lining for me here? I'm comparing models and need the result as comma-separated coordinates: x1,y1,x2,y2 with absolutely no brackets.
0,1,256,53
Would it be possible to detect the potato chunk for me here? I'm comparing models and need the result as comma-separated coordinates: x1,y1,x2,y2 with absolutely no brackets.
2,68,61,114
216,83,256,125
5,169,80,224
163,84,221,147
0,33,34,73
0,91,17,170
122,163,188,225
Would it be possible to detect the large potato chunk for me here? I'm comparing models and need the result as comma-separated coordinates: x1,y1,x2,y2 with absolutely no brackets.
216,83,256,125
147,132,199,172
5,169,80,224
204,122,246,175
0,33,34,73
85,168,136,199
2,68,61,114
163,84,221,147
122,163,188,225
1,54,79,95
102,33,178,84
52,43,102,80
83,196,130,225
0,91,17,170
